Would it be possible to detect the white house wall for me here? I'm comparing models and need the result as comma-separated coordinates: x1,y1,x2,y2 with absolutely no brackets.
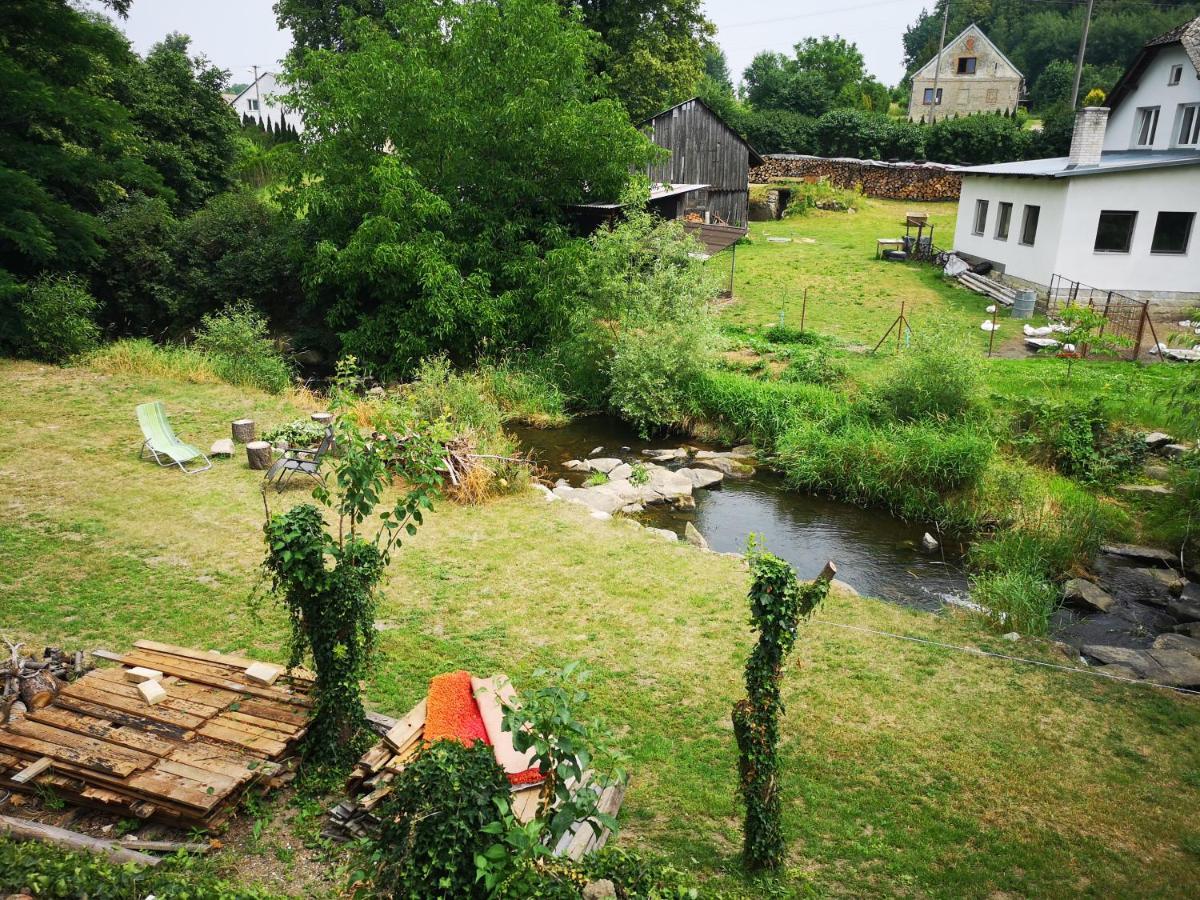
232,73,305,134
953,175,1069,285
1105,45,1199,151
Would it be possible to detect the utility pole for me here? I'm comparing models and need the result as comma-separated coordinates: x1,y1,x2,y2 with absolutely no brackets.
252,64,263,126
1070,0,1096,108
927,3,950,124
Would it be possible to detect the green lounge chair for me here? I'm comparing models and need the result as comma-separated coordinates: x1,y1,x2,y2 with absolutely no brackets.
136,401,211,475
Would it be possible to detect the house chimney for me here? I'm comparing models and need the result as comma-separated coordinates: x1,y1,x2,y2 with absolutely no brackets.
1067,107,1109,168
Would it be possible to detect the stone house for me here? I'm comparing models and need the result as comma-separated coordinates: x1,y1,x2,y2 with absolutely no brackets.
908,24,1023,121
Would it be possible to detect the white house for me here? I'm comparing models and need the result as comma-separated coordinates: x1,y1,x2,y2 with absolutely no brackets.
951,17,1200,313
228,71,305,134
908,24,1023,121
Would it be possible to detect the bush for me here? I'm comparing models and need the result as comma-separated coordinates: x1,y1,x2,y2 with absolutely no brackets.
690,370,849,448
739,108,817,155
925,114,1030,165
374,740,509,900
782,180,864,215
14,275,101,363
0,836,279,899
93,192,180,335
1011,396,1146,485
262,419,326,446
193,301,293,394
813,109,893,159
872,335,983,423
608,317,714,435
780,346,848,386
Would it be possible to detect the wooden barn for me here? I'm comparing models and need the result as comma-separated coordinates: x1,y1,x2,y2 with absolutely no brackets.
640,97,763,232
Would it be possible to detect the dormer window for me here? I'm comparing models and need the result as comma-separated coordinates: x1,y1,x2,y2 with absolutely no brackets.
1168,64,1183,86
957,57,977,75
1178,104,1200,146
1135,106,1160,146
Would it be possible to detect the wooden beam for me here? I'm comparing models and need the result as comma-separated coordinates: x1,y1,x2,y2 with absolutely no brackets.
11,756,52,785
0,813,161,867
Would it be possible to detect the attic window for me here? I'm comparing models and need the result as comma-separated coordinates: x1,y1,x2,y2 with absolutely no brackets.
1168,65,1183,86
1135,106,1160,146
957,57,977,75
247,98,260,111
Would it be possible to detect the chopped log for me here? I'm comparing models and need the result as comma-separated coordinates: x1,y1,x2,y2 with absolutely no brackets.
246,441,272,471
750,154,962,202
231,419,256,443
311,412,333,427
0,813,161,866
243,663,282,686
18,668,59,709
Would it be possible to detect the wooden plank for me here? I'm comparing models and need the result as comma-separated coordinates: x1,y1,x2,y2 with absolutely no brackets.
168,744,279,781
0,728,143,779
234,698,309,728
0,813,161,867
59,680,206,730
563,781,626,861
133,640,314,684
220,710,300,738
384,699,427,751
210,713,295,743
26,706,176,758
7,719,157,770
11,757,52,785
116,651,312,708
196,721,287,757
83,670,223,719
152,759,240,796
510,785,542,824
51,694,196,742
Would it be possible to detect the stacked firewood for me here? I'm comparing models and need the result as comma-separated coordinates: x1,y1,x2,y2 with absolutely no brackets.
750,155,963,202
2,642,92,722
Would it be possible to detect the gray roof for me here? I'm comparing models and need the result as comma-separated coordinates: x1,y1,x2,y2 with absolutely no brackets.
961,149,1200,179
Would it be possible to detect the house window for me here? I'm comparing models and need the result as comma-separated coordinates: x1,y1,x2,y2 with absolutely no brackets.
972,199,989,235
986,88,999,103
1135,107,1160,146
1151,211,1195,255
922,87,944,106
1177,104,1200,146
247,98,260,111
1094,211,1137,253
995,202,1013,241
957,57,977,75
1020,205,1040,246
1169,64,1183,86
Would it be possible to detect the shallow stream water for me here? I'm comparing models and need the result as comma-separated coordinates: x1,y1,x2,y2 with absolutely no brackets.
513,417,971,611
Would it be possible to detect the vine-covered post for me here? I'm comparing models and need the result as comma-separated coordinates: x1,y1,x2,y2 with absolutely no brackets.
262,359,443,769
733,545,835,871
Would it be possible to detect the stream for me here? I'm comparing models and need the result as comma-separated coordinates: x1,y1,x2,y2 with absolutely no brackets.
513,417,972,612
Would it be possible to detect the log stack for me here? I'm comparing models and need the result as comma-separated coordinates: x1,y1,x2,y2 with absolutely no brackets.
3,644,91,721
750,155,963,202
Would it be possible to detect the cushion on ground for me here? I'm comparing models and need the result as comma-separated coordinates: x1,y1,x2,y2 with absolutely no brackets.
472,674,542,786
425,670,490,747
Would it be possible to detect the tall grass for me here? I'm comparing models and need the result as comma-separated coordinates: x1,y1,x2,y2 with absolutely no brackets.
690,370,849,447
83,339,226,385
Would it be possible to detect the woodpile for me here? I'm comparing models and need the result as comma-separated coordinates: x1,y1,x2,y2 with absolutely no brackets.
0,640,313,829
750,155,962,202
324,699,624,862
3,643,92,721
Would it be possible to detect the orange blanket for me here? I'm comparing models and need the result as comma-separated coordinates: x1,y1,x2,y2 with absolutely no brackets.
424,670,490,747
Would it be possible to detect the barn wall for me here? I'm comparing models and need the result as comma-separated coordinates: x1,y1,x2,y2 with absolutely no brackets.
644,100,751,226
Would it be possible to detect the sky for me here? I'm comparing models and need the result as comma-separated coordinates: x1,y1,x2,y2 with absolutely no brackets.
85,0,934,89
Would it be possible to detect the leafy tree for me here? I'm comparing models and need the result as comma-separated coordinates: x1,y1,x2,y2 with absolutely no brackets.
0,0,164,284
273,0,389,52
696,44,740,123
562,0,715,121
739,109,817,155
283,0,657,378
794,35,868,102
742,35,883,121
122,34,240,212
1028,105,1077,158
91,193,180,335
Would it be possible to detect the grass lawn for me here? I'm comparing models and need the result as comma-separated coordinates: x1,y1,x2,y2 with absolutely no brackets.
2,360,1199,897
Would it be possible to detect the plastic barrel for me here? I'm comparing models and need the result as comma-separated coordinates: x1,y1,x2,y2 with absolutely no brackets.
1011,289,1037,319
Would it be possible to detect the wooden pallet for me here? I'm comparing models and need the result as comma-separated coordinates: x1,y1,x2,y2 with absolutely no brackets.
325,698,623,861
0,641,312,828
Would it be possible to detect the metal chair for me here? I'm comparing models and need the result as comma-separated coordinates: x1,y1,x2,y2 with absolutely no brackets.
264,426,334,492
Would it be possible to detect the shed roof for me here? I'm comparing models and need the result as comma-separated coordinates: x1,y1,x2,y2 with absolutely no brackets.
641,97,765,167
960,148,1200,179
575,182,709,210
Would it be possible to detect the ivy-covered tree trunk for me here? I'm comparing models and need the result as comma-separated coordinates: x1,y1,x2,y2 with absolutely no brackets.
734,551,835,871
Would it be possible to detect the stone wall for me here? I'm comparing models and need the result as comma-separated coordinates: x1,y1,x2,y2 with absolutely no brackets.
750,155,962,202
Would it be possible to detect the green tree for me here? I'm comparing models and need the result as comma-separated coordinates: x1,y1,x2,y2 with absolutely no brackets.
794,35,867,101
123,34,240,212
563,0,715,121
282,0,657,377
273,0,389,52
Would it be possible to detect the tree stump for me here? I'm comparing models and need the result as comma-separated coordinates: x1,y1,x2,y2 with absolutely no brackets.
18,668,59,710
231,419,256,443
246,441,273,470
311,412,333,428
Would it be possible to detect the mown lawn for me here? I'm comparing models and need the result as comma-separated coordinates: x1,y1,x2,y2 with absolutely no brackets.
2,360,1199,897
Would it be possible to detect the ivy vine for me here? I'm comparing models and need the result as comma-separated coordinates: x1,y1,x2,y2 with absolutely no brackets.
733,541,834,871
262,359,443,769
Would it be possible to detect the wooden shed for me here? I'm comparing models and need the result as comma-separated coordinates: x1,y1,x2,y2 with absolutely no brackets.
641,98,763,228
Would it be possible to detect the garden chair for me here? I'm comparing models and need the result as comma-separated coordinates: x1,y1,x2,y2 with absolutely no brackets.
264,426,334,492
136,401,211,475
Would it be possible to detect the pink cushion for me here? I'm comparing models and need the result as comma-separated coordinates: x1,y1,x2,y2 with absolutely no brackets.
471,675,540,783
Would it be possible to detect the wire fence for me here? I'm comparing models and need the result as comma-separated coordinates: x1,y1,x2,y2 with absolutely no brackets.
1043,274,1160,361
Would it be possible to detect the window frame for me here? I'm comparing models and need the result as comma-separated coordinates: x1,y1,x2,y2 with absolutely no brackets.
1169,64,1183,86
1177,103,1200,146
1093,210,1138,254
995,202,1013,241
1150,211,1195,256
972,199,989,236
1019,205,1040,247
1135,106,1160,146
957,57,977,75
247,98,260,111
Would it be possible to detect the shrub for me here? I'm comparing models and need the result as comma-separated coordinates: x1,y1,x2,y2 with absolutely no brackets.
762,325,824,346
739,108,817,155
608,318,714,435
813,109,893,159
16,275,101,363
374,740,510,899
780,346,848,386
93,192,180,335
262,419,326,446
1011,396,1146,485
925,114,1030,165
872,335,983,423
193,301,293,394
690,370,849,449
782,180,864,215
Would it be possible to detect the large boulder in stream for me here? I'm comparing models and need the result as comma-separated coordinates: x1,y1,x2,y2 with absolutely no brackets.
585,458,624,474
639,467,694,505
1063,579,1116,613
677,467,723,489
692,456,754,479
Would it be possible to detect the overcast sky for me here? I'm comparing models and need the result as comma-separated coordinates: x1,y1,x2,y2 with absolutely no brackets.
86,0,933,88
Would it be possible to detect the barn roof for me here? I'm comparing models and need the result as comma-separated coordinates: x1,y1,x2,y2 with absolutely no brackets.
641,97,764,167
1107,15,1200,111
